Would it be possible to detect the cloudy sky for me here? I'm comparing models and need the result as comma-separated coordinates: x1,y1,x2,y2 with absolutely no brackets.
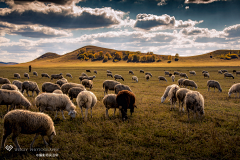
0,0,240,63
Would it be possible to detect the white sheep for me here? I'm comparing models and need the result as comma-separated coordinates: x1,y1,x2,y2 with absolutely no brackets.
161,84,178,103
218,70,223,74
171,75,175,82
82,79,93,90
182,79,198,90
132,76,138,82
88,75,96,80
107,73,113,78
94,70,97,74
76,91,97,120
12,80,22,91
114,84,132,94
164,71,170,76
178,78,185,87
51,74,63,80
107,70,112,73
61,83,86,94
103,80,121,96
22,81,40,97
1,84,19,91
129,70,134,75
114,74,124,81
41,73,50,78
1,109,56,149
158,76,167,82
168,85,180,110
224,72,234,79
68,87,85,100
180,73,188,79
66,73,73,78
203,72,210,78
236,71,240,76
14,73,21,79
0,89,31,112
79,76,89,82
24,73,30,79
145,75,150,81
81,72,88,76
56,78,68,87
145,72,152,77
202,70,208,74
228,83,240,98
140,69,144,73
33,71,38,76
35,93,77,119
102,94,119,118
221,69,228,73
189,71,196,76
53,89,63,94
174,71,180,75
185,91,204,120
42,82,61,93
207,80,222,92
0,77,11,84
176,88,191,112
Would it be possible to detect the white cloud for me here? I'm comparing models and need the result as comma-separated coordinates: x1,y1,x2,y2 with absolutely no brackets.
184,0,219,4
157,0,167,6
185,6,189,9
223,24,240,38
0,37,10,43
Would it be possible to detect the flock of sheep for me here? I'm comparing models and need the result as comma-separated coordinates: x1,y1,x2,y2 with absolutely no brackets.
0,68,240,150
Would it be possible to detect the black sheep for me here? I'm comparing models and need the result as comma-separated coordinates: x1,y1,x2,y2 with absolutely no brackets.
116,90,136,121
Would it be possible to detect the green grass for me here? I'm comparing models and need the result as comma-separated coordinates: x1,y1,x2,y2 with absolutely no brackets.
0,66,240,159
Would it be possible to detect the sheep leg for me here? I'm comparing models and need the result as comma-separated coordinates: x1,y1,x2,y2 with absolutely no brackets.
41,135,48,146
61,110,66,120
80,107,84,120
208,87,210,92
85,108,88,120
12,134,21,149
30,134,39,149
32,91,34,97
55,111,58,118
90,108,92,118
6,105,9,112
1,130,11,149
113,108,116,117
26,90,29,97
105,109,109,118
181,102,184,112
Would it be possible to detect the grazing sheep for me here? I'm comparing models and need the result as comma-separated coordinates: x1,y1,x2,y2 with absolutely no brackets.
129,70,134,75
180,73,188,79
0,77,11,84
145,72,152,77
52,89,63,94
140,69,144,73
88,75,96,80
176,88,191,112
14,73,21,79
79,76,88,82
24,73,30,79
161,84,178,103
103,80,121,96
86,70,91,73
145,75,150,81
107,73,113,78
41,73,50,78
182,79,198,90
1,84,19,91
51,74,63,80
174,71,180,75
56,78,68,87
12,80,22,91
236,71,240,76
171,75,175,82
164,71,170,76
228,83,240,98
169,73,173,77
81,72,88,77
94,70,97,74
1,109,56,149
132,76,138,82
114,84,132,94
107,70,112,73
218,70,223,74
221,69,228,73
42,82,61,93
66,73,73,78
76,91,97,120
22,81,40,97
33,71,38,76
114,74,124,81
202,70,208,74
116,90,136,121
207,80,222,92
168,85,180,110
158,76,167,82
178,78,185,87
203,72,210,78
103,94,119,118
61,83,86,94
35,93,77,119
68,87,85,100
233,70,236,73
185,91,204,120
189,71,196,76
0,89,31,112
224,72,234,79
82,79,93,90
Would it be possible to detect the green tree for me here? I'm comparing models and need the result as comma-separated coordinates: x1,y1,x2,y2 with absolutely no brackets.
115,52,123,60
128,54,133,61
132,54,140,62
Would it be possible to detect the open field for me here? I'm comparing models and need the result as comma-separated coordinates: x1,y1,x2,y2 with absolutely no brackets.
0,65,240,159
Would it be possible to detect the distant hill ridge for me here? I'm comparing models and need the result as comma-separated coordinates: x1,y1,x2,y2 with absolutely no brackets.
35,52,61,61
0,61,18,65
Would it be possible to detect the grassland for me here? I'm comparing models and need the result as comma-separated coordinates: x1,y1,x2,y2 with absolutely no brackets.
0,65,240,159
